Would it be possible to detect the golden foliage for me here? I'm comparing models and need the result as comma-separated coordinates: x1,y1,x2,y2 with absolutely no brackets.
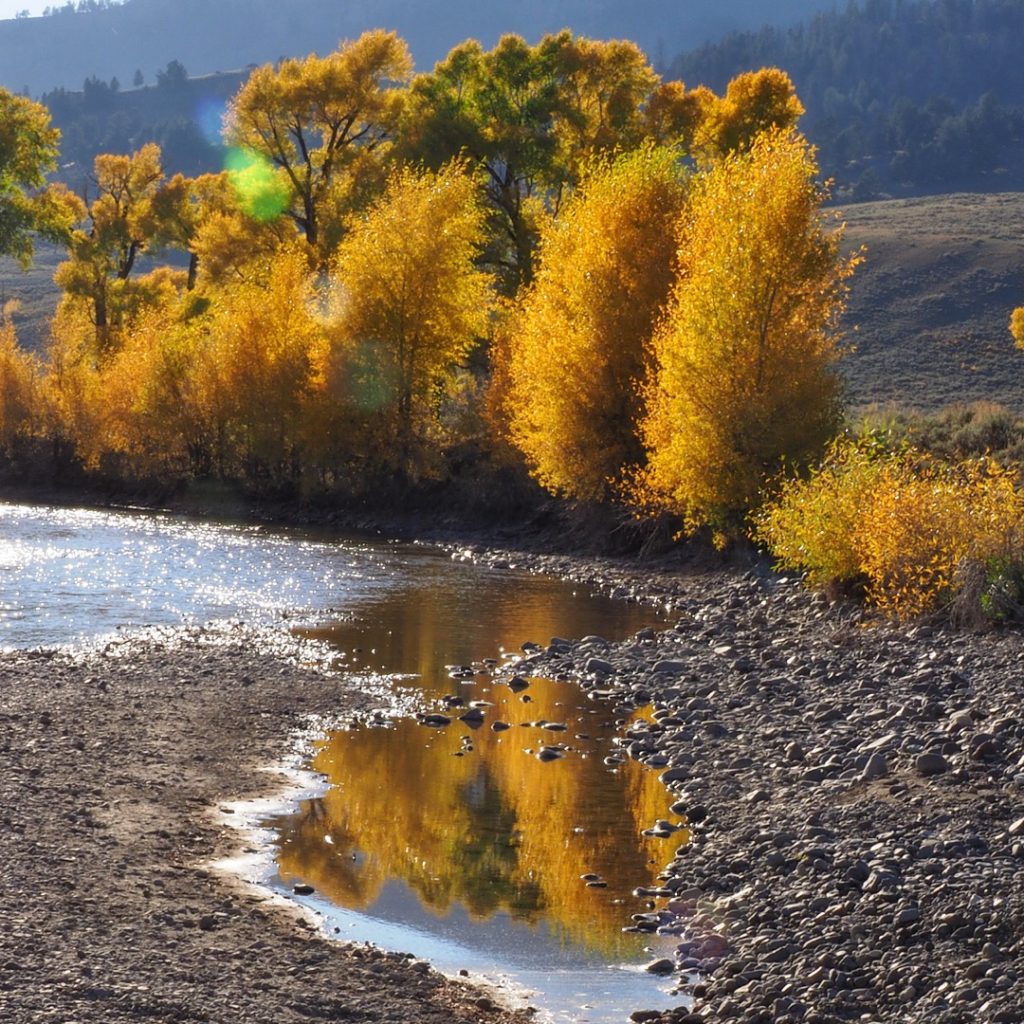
642,80,716,150
0,306,44,452
55,143,168,355
199,245,324,484
696,68,805,161
190,209,296,289
551,35,660,162
758,440,1024,618
636,128,857,530
225,29,412,259
328,161,493,477
1011,306,1024,348
754,438,885,588
78,304,208,475
500,146,688,501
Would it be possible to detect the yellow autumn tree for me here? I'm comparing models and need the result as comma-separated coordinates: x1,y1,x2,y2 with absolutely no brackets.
0,303,45,455
695,68,805,161
636,128,858,532
197,245,324,487
500,145,688,501
54,143,166,355
224,30,412,262
1011,306,1024,348
327,161,493,479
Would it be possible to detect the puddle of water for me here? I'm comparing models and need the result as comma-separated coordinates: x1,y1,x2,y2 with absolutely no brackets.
266,679,690,1021
273,575,688,1023
0,500,689,1020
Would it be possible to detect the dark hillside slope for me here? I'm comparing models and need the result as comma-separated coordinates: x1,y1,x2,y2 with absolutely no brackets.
670,0,1024,196
0,0,830,95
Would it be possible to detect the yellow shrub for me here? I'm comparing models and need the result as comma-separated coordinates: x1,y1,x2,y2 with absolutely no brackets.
0,306,45,452
758,439,1024,619
754,439,886,588
1011,306,1024,348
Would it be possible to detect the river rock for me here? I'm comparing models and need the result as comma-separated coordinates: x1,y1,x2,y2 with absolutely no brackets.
417,713,451,728
644,958,676,975
915,752,950,776
862,752,889,781
536,746,566,762
653,660,687,674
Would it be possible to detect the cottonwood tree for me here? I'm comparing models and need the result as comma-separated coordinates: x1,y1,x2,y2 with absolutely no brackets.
54,143,166,354
147,172,234,290
695,68,805,161
0,88,79,266
500,146,688,501
636,128,858,533
327,162,492,478
402,32,668,293
224,30,412,261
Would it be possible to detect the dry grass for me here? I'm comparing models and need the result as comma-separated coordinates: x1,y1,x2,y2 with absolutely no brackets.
838,191,1024,414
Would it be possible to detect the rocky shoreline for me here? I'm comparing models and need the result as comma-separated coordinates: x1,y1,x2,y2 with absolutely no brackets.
461,545,1024,1024
3,534,1024,1024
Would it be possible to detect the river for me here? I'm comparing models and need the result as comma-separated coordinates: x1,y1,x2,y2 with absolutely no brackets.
0,500,687,1022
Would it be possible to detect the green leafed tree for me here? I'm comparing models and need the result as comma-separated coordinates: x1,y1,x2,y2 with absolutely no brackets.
401,32,664,294
0,87,79,266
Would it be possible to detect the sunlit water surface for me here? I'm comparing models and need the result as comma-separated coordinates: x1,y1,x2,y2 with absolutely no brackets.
1,501,684,1021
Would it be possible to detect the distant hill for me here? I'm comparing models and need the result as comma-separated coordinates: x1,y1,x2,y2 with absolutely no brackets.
839,192,1024,414
42,68,244,191
670,0,1024,196
0,0,831,96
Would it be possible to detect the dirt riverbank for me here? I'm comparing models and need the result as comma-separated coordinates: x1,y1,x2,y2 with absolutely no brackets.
0,625,532,1024
3,538,1024,1024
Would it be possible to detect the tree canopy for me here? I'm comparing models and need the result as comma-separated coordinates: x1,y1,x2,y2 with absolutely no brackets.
224,29,413,261
0,88,78,266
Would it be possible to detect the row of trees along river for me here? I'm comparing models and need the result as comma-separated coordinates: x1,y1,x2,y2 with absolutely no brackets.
2,28,1024,622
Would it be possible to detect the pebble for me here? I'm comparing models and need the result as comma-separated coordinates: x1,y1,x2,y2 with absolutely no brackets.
861,752,889,781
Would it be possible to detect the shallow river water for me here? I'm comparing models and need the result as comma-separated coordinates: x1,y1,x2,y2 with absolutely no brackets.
1,501,685,1021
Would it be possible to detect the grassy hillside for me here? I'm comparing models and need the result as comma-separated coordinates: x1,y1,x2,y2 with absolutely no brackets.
3,192,1023,416
839,192,1024,414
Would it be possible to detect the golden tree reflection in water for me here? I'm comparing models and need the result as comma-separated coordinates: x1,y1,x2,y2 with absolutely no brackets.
275,679,687,959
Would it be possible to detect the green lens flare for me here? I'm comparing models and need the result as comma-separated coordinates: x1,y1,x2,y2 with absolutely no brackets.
224,148,289,222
